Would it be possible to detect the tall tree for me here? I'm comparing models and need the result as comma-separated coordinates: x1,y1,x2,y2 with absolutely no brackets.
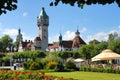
50,0,120,8
89,39,100,44
108,32,119,42
79,44,94,59
93,41,108,56
79,44,94,67
0,40,3,52
0,35,13,52
0,0,17,15
108,39,120,54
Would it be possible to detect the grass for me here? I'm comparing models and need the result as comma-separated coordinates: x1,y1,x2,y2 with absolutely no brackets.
46,71,120,80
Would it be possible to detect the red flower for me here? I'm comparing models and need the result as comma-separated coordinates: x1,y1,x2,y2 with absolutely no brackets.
41,71,45,75
13,78,19,80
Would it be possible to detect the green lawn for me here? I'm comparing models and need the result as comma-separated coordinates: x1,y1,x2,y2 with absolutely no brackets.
46,71,120,80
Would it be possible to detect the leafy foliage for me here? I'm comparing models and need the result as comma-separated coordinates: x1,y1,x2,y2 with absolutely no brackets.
29,62,41,70
42,55,62,66
64,61,78,71
89,39,100,44
58,51,73,60
93,41,108,57
54,61,64,72
23,59,33,70
108,32,119,42
79,44,94,59
0,0,17,15
108,39,120,54
50,0,120,8
13,50,46,60
72,51,81,58
0,35,13,52
80,66,120,74
46,61,57,69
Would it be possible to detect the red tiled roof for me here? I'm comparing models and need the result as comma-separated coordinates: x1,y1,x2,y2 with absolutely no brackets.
72,36,86,48
48,42,59,49
48,40,73,49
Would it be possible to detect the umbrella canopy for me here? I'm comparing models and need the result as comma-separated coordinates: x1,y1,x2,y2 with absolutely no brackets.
92,49,120,61
74,58,84,62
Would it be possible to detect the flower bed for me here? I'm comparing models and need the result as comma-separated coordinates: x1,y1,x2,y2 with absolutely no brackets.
0,70,74,80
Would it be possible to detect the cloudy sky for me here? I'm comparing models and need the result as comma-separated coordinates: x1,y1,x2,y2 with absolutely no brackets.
0,0,120,43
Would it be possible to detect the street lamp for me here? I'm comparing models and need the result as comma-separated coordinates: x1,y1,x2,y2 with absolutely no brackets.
6,46,16,67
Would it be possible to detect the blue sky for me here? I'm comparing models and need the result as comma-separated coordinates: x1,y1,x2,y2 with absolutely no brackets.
0,0,120,43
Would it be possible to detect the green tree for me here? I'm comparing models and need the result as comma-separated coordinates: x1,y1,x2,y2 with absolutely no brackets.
50,0,120,8
0,52,5,66
0,40,3,52
89,39,100,44
14,41,19,51
0,0,17,15
108,39,120,54
2,55,10,66
108,32,119,42
64,61,77,71
58,51,73,60
13,50,46,60
79,44,94,67
79,44,94,59
72,51,81,59
93,41,108,57
0,35,13,52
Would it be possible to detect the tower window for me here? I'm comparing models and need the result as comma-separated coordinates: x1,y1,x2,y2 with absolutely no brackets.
44,29,46,32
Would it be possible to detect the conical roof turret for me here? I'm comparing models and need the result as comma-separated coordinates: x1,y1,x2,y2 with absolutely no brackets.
75,29,80,36
38,7,48,19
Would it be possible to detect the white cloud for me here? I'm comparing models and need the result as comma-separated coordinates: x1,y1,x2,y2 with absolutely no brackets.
86,32,108,43
63,31,75,40
80,27,87,33
49,30,75,43
22,12,28,17
1,28,18,36
49,34,59,43
0,28,34,42
109,30,118,34
85,29,120,43
22,32,34,41
0,28,18,42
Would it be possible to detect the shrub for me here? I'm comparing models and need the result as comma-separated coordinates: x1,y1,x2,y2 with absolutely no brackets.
80,66,120,74
35,58,43,69
29,62,41,70
54,61,64,72
23,60,33,70
46,61,57,69
64,61,78,71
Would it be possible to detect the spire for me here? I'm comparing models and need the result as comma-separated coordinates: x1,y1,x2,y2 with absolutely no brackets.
38,7,48,18
75,29,80,36
59,33,62,46
18,28,21,34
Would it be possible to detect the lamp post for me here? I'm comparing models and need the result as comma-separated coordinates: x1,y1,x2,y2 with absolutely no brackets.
6,46,16,67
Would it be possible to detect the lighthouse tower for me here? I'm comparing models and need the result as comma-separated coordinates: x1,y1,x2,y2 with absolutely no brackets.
37,7,49,51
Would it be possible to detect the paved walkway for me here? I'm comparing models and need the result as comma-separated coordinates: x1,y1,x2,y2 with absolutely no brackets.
0,66,23,70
